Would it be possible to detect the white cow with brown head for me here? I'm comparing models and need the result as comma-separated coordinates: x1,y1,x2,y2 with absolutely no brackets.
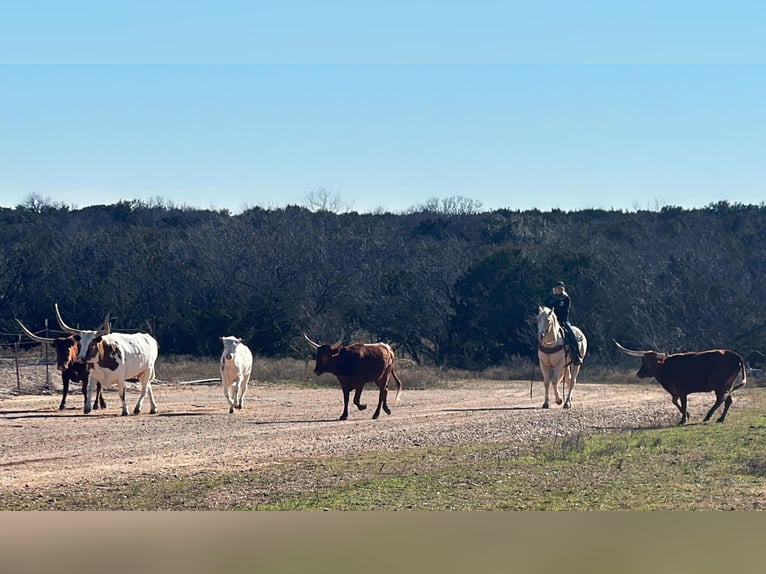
220,336,253,414
83,332,159,416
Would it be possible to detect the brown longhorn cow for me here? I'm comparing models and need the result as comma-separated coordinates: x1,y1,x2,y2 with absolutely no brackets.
614,340,746,425
305,334,403,420
15,309,109,411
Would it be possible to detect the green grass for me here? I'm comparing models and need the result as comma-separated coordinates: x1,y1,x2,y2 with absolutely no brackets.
4,390,764,511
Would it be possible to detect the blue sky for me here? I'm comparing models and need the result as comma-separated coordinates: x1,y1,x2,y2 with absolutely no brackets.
1,2,765,213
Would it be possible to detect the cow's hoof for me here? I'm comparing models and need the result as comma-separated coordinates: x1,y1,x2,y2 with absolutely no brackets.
357,404,367,411
121,411,129,417
150,407,157,415
372,411,381,419
84,407,91,415
339,414,348,421
542,403,549,409
235,404,242,410
556,398,563,405
229,406,235,414
383,406,392,415
563,402,572,410
133,408,141,415
93,403,100,410
100,401,107,409
59,403,66,411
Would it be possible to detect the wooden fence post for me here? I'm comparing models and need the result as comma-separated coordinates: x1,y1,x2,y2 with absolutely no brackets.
14,341,21,390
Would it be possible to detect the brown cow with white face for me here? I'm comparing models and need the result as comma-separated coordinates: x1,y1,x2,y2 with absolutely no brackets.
305,335,403,420
615,340,746,425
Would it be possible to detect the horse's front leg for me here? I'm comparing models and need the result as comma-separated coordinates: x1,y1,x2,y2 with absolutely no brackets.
552,366,564,406
563,365,577,409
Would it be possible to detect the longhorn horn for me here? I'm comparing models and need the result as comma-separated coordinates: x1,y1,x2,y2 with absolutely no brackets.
333,331,345,347
54,303,82,335
613,339,647,358
15,318,57,344
97,312,112,335
303,333,321,349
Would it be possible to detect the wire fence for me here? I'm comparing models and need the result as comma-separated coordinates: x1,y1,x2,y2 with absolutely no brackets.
0,326,61,391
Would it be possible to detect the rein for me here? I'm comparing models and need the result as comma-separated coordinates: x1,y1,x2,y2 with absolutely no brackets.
538,311,565,353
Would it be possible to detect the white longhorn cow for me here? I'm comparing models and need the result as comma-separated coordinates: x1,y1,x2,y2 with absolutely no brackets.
219,336,253,414
83,333,159,416
55,302,110,362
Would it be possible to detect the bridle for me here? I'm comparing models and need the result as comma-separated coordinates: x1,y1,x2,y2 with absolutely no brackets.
538,309,564,351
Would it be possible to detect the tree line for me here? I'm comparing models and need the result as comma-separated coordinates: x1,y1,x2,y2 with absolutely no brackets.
2,196,764,368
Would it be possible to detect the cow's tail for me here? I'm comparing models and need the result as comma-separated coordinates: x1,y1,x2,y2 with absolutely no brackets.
726,356,747,398
733,356,747,392
391,369,403,403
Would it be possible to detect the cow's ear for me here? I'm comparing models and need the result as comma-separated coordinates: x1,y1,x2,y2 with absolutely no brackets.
74,335,81,342
93,336,103,343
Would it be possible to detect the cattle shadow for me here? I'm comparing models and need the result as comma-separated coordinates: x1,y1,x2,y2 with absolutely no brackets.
442,406,538,413
0,409,94,420
248,418,340,425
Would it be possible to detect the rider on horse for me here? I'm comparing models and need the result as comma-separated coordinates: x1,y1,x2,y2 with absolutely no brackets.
546,281,582,365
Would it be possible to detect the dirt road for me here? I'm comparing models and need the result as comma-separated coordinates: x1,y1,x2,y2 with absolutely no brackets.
0,375,698,494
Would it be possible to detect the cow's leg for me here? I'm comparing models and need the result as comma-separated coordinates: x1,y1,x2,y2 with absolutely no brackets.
136,381,158,414
340,387,351,420
353,386,367,411
703,390,726,422
223,381,236,413
84,375,96,415
92,382,102,410
678,395,688,425
671,395,684,415
143,380,158,415
60,373,70,410
237,371,250,410
133,368,158,415
716,395,734,423
373,385,387,419
115,380,128,416
382,380,392,416
97,382,106,410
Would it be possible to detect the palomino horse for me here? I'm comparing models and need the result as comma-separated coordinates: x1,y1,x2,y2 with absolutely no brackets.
536,305,587,409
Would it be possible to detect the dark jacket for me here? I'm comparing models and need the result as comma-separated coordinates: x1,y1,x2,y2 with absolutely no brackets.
547,293,571,324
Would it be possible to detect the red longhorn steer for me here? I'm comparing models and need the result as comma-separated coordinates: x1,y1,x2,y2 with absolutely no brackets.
615,340,746,425
305,335,403,420
15,316,106,411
